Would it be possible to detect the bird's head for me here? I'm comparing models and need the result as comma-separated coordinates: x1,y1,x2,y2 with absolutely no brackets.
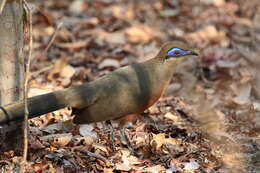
157,41,198,65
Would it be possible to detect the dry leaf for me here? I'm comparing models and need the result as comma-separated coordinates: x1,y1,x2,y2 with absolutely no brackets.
60,65,76,79
164,112,179,121
213,0,226,6
41,133,72,147
111,5,135,20
83,29,126,45
79,124,98,143
42,121,73,134
93,30,126,45
42,123,62,134
151,133,180,151
144,165,165,173
104,32,126,45
79,124,94,136
51,134,72,147
184,160,200,171
160,9,179,17
55,41,88,49
151,133,166,150
51,58,68,77
69,0,87,14
232,83,252,105
98,59,120,69
126,25,157,43
33,26,55,38
79,136,96,146
253,102,260,111
115,157,131,171
30,139,45,150
115,150,141,171
186,25,227,45
29,87,54,97
57,28,73,42
216,60,239,69
134,132,147,145
103,168,114,173
60,77,71,87
94,144,109,156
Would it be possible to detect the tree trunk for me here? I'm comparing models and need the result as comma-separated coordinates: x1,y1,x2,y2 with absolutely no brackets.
0,0,24,152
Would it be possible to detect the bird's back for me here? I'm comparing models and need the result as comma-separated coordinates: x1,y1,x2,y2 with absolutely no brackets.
73,58,168,124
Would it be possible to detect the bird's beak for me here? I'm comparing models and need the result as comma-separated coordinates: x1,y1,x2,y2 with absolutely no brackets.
188,50,198,56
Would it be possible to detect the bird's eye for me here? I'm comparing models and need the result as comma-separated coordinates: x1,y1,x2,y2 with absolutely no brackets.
173,50,181,55
167,48,188,57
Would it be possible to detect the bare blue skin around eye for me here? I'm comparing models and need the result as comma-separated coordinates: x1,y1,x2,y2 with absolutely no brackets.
167,48,189,56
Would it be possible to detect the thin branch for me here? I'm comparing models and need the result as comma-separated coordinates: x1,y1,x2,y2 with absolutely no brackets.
0,0,7,14
30,64,53,79
22,0,33,170
43,22,63,53
74,149,110,164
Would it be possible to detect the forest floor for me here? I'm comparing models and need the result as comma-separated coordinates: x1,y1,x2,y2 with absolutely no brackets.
1,0,260,172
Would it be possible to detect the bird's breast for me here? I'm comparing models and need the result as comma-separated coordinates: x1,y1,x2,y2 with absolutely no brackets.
146,84,166,108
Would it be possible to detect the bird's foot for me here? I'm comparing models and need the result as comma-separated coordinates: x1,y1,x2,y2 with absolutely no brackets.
104,121,141,156
119,128,142,157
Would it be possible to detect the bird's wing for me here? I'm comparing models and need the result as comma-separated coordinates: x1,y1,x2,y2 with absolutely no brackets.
64,84,100,109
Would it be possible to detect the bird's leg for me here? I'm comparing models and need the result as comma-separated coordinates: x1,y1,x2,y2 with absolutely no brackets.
119,126,135,153
104,120,117,150
118,114,140,155
104,119,134,152
101,121,108,131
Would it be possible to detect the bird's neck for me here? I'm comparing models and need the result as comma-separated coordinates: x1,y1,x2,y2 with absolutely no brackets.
149,57,178,79
142,57,177,87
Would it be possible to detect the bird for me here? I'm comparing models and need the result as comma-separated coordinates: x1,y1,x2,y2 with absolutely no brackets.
0,41,198,141
70,41,198,151
72,41,198,125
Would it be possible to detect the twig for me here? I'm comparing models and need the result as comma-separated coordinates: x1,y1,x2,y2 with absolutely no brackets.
0,0,7,14
30,64,53,78
74,149,110,164
22,0,33,171
43,22,63,53
30,22,62,67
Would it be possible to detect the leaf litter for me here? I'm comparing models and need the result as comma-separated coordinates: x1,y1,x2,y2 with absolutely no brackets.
1,0,260,172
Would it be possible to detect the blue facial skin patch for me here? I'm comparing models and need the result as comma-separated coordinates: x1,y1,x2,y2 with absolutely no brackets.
167,48,190,57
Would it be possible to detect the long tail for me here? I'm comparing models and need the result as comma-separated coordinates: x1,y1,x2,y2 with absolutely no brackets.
0,89,68,125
